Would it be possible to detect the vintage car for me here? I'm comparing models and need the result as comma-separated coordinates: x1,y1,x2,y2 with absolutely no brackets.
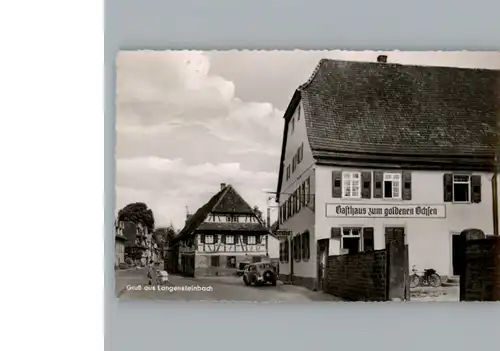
242,262,277,286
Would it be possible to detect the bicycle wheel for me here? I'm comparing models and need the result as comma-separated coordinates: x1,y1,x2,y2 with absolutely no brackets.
428,273,442,287
409,274,420,288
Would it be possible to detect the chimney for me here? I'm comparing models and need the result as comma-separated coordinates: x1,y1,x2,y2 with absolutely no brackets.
377,55,387,63
220,183,226,190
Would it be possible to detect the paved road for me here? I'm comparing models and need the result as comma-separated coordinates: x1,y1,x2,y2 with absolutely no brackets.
117,272,343,302
409,286,459,302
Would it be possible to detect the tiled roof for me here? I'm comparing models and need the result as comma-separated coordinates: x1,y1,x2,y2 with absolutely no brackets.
212,186,255,213
301,59,500,157
173,184,269,243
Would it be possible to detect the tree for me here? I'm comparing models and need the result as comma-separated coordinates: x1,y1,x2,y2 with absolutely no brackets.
155,225,177,259
118,202,155,231
155,225,177,244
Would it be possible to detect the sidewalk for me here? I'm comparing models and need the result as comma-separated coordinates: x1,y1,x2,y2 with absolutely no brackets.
410,286,459,302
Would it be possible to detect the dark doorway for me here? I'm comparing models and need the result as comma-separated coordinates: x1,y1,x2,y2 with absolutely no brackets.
316,239,329,291
451,234,463,276
210,256,220,267
226,256,236,268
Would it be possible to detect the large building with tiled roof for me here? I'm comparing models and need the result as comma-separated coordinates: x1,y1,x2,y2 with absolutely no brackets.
170,183,279,277
276,55,500,291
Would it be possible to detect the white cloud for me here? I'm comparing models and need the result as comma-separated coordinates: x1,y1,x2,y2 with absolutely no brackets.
116,156,277,228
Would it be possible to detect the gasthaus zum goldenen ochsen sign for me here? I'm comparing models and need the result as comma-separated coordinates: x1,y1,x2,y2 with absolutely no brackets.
325,204,446,218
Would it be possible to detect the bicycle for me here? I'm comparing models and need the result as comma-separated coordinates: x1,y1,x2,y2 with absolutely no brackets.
409,265,442,288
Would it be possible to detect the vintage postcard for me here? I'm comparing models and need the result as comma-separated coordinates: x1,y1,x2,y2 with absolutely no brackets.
114,50,500,302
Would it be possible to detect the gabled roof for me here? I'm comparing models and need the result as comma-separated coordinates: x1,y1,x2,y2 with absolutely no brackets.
173,184,270,243
276,58,500,199
212,186,255,214
302,59,499,157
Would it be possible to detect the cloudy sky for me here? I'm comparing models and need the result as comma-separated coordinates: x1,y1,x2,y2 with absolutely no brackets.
115,50,500,230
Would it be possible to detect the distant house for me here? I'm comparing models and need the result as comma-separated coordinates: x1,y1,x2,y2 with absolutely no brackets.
120,221,148,265
276,56,500,291
171,183,279,277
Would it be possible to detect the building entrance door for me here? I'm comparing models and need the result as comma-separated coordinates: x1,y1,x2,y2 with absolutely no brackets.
451,234,463,276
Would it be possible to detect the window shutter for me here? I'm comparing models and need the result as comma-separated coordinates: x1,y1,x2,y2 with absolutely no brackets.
443,173,453,202
332,171,342,198
242,235,248,244
256,235,261,244
200,235,205,244
363,227,374,251
221,235,226,244
361,171,372,199
331,227,341,239
306,232,311,259
471,175,481,203
402,171,412,200
297,236,302,261
373,171,383,198
214,235,219,244
286,240,290,262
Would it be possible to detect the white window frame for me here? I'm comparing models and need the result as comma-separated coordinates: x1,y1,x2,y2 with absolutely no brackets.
247,236,256,245
383,172,402,200
452,174,471,203
225,235,234,244
205,235,214,244
341,227,363,253
342,172,361,198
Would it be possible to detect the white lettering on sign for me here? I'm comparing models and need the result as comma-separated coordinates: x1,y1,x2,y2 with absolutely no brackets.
325,204,446,218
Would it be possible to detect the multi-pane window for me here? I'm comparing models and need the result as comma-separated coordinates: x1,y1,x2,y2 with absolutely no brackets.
247,236,256,244
453,175,470,203
342,172,361,198
341,228,362,254
383,172,401,199
205,235,214,244
225,235,234,244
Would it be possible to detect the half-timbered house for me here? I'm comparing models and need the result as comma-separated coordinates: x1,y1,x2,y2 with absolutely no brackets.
276,55,500,291
171,183,279,277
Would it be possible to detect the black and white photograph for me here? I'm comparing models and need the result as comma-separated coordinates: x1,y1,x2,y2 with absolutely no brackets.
114,50,500,302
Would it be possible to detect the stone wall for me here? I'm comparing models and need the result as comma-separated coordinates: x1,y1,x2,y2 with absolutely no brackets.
461,235,500,301
325,249,388,301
